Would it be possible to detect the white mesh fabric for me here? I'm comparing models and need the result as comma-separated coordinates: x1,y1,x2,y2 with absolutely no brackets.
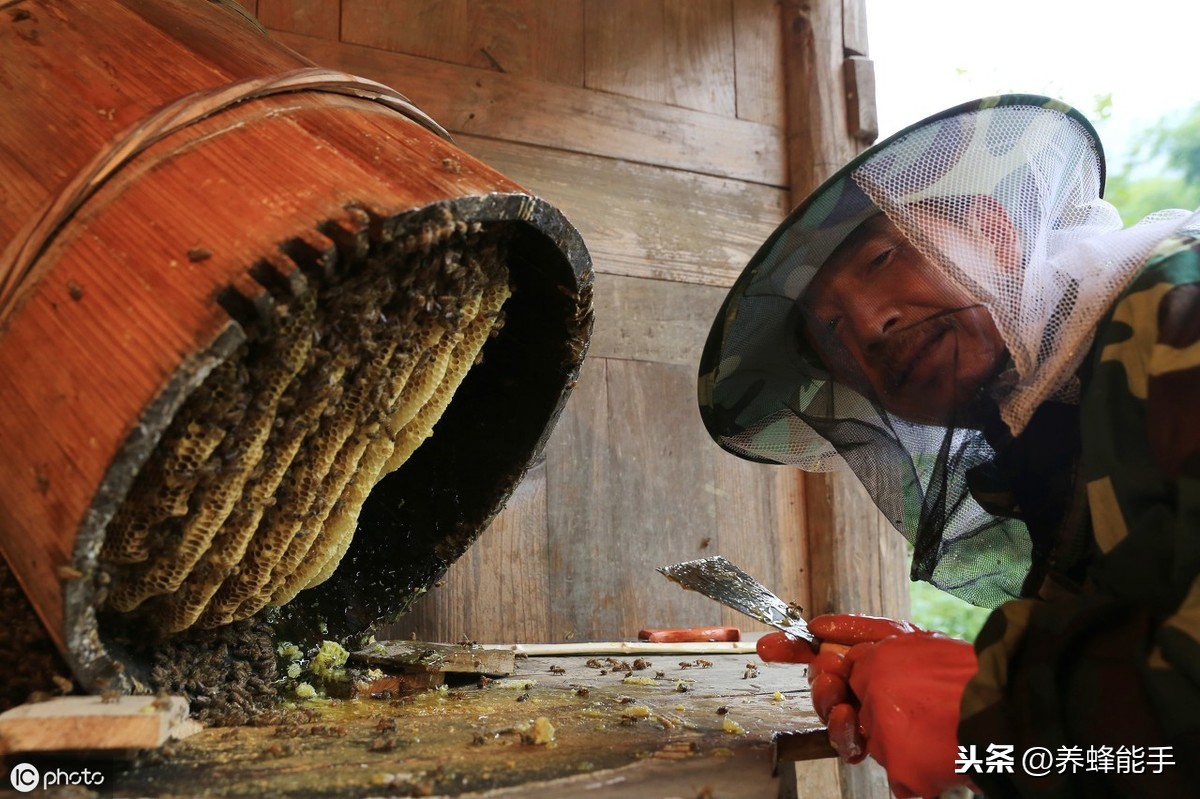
853,104,1192,434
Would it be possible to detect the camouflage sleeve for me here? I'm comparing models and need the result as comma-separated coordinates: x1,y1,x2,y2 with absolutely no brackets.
957,233,1200,798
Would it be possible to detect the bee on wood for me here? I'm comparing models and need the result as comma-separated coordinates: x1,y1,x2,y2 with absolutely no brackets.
368,735,396,753
548,665,565,675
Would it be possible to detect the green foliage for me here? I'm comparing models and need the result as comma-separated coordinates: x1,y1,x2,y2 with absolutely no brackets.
1104,102,1200,224
908,579,993,642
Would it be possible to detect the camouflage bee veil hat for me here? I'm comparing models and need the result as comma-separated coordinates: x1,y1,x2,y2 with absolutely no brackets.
698,95,1193,606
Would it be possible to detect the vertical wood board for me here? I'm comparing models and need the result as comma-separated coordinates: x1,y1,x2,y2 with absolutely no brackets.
587,273,730,368
584,0,737,117
545,358,728,641
383,463,551,643
732,0,785,126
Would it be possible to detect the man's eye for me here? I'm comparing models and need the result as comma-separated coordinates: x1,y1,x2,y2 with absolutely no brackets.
869,247,895,268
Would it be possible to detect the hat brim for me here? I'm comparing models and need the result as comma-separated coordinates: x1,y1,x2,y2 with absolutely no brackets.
697,94,1103,467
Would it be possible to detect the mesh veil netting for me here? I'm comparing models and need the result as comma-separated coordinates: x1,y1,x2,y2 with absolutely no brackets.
700,97,1196,608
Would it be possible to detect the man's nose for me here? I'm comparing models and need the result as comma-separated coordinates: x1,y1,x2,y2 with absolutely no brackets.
846,296,900,349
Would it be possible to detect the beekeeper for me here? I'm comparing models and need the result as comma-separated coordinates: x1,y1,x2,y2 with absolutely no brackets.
699,95,1200,798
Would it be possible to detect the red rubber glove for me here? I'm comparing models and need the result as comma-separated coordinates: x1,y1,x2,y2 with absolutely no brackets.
758,614,979,799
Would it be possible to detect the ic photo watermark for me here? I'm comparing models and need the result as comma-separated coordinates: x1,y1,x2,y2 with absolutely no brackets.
9,762,106,793
955,743,1176,777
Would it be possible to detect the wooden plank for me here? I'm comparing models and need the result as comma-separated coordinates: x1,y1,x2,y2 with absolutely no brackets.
0,695,193,754
351,641,517,675
589,274,729,366
271,32,788,186
781,2,898,797
733,0,785,126
455,135,788,287
544,358,726,641
110,654,821,798
341,0,585,86
256,0,340,39
708,453,795,633
584,0,737,117
543,356,613,641
384,461,551,644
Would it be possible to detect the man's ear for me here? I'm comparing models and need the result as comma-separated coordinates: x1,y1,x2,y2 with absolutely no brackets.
965,194,1021,270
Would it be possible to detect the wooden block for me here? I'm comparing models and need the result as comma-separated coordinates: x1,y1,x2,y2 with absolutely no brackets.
0,695,193,754
349,672,444,698
844,55,878,143
350,641,516,675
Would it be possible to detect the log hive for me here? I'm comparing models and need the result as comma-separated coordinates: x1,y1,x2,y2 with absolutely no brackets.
0,0,592,694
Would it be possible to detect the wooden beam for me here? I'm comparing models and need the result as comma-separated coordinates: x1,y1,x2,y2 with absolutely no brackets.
781,1,904,797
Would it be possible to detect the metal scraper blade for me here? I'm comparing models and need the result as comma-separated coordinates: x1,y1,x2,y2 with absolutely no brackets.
658,555,815,643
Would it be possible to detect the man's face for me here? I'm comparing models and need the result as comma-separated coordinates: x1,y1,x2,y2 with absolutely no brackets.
801,213,1007,426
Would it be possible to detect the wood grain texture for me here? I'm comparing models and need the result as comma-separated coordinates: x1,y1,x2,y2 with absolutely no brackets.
271,32,788,186
341,0,585,86
588,273,730,367
0,695,191,753
781,2,903,796
456,135,788,287
546,358,724,641
584,0,736,117
256,0,340,39
383,464,551,644
733,0,785,126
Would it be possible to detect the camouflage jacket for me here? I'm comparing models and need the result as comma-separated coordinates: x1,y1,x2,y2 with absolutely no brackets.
958,228,1200,798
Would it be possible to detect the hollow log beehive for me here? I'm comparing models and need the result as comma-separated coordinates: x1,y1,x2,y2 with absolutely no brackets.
0,0,592,693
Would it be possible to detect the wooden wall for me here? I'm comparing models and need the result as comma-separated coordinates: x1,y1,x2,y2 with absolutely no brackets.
241,0,907,656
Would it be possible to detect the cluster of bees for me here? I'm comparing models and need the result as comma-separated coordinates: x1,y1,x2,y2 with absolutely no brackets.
99,209,512,635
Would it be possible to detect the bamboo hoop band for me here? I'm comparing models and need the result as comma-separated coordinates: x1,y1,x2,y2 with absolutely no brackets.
0,67,451,320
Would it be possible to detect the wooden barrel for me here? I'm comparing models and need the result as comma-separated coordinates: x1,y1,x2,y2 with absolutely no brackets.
0,0,592,693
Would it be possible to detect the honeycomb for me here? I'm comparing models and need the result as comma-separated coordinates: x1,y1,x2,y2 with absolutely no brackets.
100,209,511,634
